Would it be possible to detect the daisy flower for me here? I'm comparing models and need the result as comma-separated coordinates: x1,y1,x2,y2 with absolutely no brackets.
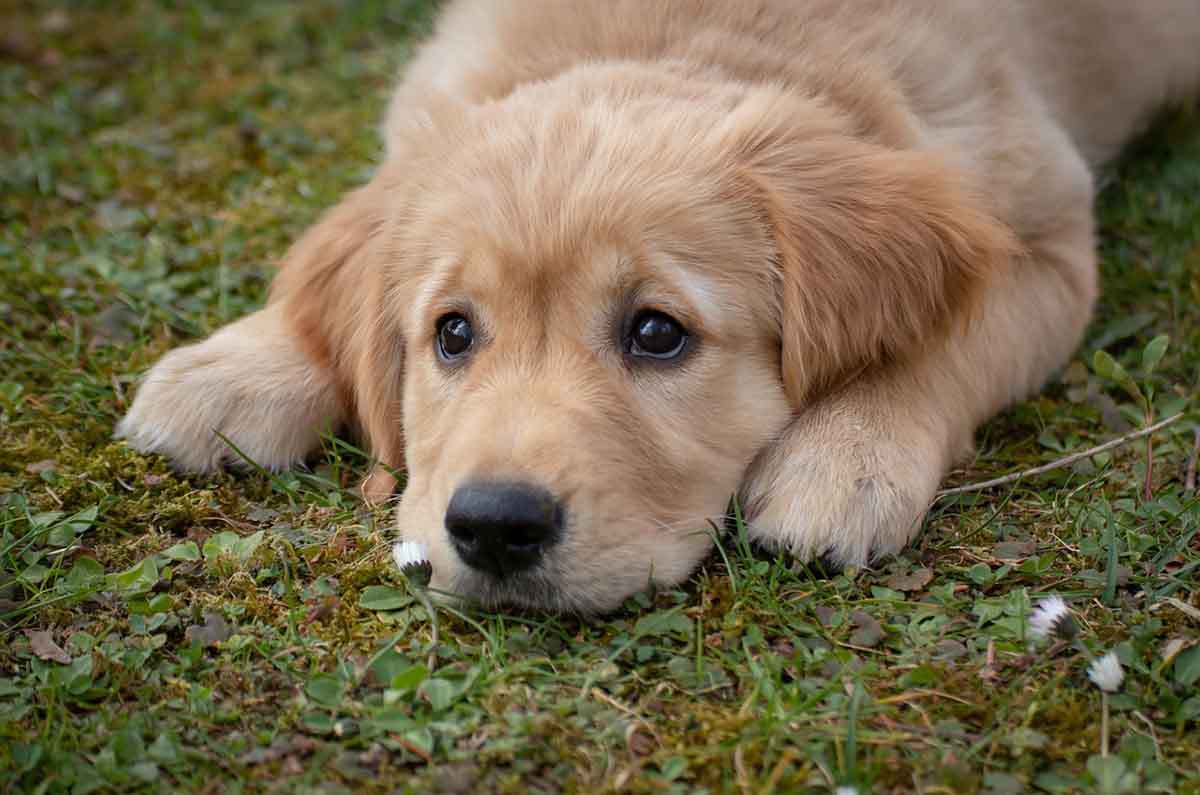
392,540,432,587
1088,651,1125,693
1028,595,1077,642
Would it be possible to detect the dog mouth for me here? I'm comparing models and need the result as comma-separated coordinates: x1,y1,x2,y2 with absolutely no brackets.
440,562,577,612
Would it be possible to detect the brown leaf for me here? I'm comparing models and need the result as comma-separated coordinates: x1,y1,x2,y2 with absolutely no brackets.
88,304,138,347
238,735,316,766
1161,637,1194,667
186,526,211,547
184,611,233,647
41,10,70,33
357,743,388,772
933,639,968,660
883,568,934,592
433,763,479,795
992,541,1036,562
25,459,57,475
626,725,656,757
27,629,71,664
243,504,279,523
849,610,885,648
304,596,339,625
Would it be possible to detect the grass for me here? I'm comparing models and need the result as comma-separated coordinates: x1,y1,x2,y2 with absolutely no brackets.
1,2,1198,793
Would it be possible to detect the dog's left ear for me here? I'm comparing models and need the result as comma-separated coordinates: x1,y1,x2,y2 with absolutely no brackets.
722,92,1020,404
268,165,407,497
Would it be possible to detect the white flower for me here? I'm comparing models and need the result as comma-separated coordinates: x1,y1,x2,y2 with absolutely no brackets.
1029,595,1076,642
392,541,432,586
835,787,859,795
1088,651,1125,693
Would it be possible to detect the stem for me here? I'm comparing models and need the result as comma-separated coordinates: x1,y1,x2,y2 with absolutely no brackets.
414,587,440,672
1101,692,1110,757
1143,434,1154,503
1186,428,1199,496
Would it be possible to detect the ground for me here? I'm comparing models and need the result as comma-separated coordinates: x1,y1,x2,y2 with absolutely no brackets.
1,2,1199,793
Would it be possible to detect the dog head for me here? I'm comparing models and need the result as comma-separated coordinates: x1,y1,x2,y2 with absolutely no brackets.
303,69,1013,611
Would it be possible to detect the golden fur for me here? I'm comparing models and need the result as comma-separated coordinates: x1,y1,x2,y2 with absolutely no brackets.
118,0,1200,611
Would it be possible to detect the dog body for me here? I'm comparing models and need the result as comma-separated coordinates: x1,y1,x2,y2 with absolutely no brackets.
118,1,1200,610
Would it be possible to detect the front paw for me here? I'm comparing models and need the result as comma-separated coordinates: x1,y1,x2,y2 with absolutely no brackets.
738,390,947,566
116,309,343,473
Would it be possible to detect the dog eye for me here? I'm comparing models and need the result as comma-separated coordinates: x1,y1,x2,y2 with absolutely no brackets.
436,313,474,360
629,311,688,360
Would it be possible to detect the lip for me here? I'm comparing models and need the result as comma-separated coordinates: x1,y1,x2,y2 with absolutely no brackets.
439,566,571,612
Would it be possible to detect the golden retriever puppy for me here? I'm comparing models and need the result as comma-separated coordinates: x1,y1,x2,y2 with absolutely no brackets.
118,0,1200,611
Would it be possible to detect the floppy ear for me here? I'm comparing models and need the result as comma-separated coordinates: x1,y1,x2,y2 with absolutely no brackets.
725,94,1020,403
268,167,407,492
350,271,409,501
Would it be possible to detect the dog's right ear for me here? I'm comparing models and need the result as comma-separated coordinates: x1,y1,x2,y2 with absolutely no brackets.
269,166,406,494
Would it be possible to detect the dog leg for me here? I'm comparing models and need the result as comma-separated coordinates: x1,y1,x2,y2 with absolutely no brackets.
116,300,347,473
118,171,396,474
740,157,1100,565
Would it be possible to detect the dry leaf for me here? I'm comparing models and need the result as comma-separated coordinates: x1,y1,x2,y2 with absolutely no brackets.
850,610,885,648
24,459,57,475
27,629,71,664
1161,637,1194,666
185,611,233,647
884,568,934,592
626,725,656,756
813,605,837,626
1151,597,1200,623
992,541,1036,561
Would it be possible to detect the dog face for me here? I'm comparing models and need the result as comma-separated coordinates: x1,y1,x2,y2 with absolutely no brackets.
389,238,793,610
361,84,793,611
337,74,1010,612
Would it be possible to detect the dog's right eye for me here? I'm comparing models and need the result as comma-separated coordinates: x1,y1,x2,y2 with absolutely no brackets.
628,310,688,361
436,313,474,361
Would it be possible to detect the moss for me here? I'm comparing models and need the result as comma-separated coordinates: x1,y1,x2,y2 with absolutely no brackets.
2,1,1199,792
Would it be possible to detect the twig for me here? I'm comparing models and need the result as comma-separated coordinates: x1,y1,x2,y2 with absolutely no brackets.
734,744,751,795
1131,711,1168,766
590,687,642,719
937,413,1186,498
394,735,432,762
1149,596,1200,624
761,749,797,795
1186,428,1199,496
875,688,974,707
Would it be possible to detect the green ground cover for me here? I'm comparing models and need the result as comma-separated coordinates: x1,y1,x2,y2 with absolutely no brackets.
2,2,1198,792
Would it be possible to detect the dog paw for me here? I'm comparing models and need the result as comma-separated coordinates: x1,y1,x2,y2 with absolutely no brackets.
116,308,344,473
738,386,948,566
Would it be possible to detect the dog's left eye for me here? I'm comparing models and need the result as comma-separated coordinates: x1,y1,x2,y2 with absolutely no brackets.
629,310,688,360
436,313,474,361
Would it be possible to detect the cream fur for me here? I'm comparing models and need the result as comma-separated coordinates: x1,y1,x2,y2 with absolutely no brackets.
118,0,1200,612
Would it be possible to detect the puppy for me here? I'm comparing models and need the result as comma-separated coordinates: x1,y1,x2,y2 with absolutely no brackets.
118,0,1200,611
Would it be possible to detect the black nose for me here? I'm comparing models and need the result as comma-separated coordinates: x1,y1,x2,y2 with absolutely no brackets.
445,481,564,578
